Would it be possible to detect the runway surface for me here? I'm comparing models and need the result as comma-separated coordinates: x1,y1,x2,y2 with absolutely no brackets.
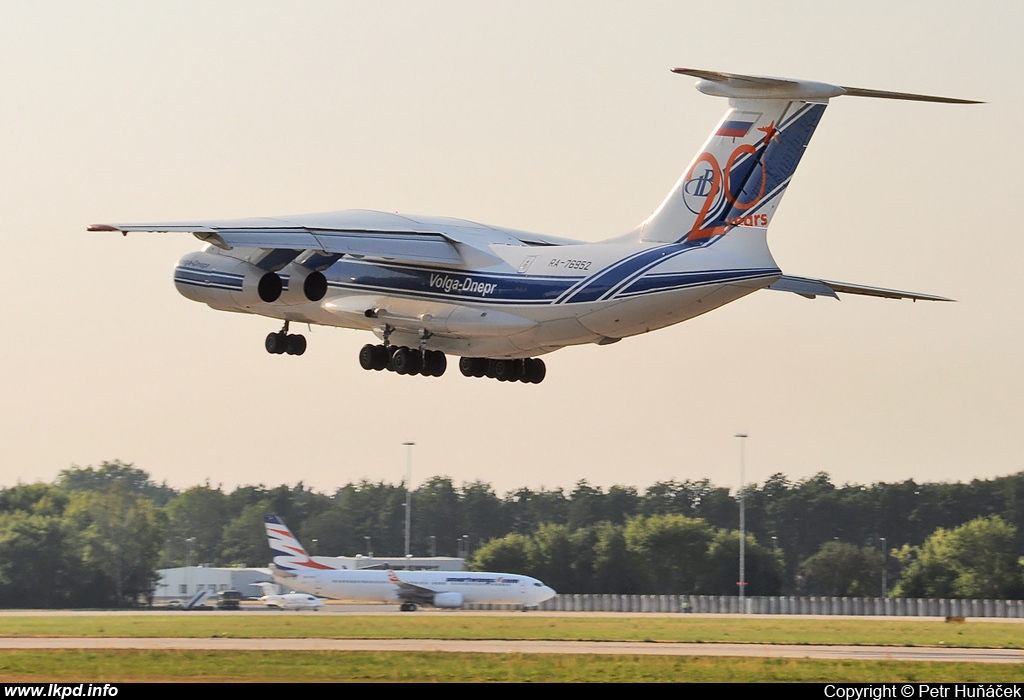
2,637,1021,664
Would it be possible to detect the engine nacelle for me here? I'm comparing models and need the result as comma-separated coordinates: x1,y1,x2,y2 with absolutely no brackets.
174,250,282,310
432,592,464,609
276,262,329,306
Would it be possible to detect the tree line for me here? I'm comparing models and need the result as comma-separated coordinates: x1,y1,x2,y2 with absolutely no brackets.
0,460,1022,606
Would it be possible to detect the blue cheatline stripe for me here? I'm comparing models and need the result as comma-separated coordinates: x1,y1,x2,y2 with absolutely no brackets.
348,258,575,282
552,245,672,304
175,280,243,292
325,258,579,305
560,237,720,304
322,260,772,307
615,267,780,298
175,267,243,278
174,269,245,287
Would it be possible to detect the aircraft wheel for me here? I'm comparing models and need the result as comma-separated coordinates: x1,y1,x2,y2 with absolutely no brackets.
425,350,447,377
509,359,525,382
523,358,546,384
399,602,417,612
359,344,379,370
265,332,288,355
392,347,411,375
459,357,474,377
286,334,307,356
491,359,513,381
406,349,424,376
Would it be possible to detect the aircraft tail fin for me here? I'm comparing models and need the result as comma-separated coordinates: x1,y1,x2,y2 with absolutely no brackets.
638,69,978,245
255,581,279,596
264,514,334,571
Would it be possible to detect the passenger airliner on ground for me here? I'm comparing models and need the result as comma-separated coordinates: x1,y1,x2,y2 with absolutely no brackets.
91,69,976,383
263,515,555,611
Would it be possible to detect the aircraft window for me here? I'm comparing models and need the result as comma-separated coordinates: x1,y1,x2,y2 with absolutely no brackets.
534,583,542,587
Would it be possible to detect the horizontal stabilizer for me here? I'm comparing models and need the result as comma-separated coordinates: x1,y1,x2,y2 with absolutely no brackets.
767,275,953,302
671,68,981,104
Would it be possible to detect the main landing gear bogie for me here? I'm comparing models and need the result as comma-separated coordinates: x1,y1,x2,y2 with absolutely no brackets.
459,357,546,384
265,322,306,356
359,344,447,377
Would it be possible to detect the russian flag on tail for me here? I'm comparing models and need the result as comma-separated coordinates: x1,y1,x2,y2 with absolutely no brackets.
716,111,761,138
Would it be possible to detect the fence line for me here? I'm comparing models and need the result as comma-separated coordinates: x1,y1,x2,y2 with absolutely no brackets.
464,594,1024,617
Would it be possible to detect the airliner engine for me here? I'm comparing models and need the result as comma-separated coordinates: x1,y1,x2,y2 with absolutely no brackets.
432,592,464,609
277,263,328,306
174,250,283,309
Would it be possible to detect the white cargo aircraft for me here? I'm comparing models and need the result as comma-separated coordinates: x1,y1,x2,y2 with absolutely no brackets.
91,69,976,383
263,515,555,611
254,582,324,611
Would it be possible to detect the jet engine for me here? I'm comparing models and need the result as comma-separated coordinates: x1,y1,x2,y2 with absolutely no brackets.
174,250,282,310
432,592,464,609
276,262,329,306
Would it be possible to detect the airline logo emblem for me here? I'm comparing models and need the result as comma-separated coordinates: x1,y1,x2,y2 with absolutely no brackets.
682,166,724,217
264,515,333,571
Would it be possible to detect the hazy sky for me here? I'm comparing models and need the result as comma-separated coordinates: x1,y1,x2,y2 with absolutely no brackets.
1,1,1020,496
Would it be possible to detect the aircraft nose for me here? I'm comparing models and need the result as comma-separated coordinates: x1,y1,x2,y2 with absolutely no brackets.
536,586,556,603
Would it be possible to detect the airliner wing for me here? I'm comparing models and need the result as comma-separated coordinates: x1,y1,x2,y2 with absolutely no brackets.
89,220,463,266
767,275,953,302
386,570,438,605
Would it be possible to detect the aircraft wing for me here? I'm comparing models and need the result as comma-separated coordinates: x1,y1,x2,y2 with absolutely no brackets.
89,217,464,266
386,570,439,605
767,275,953,302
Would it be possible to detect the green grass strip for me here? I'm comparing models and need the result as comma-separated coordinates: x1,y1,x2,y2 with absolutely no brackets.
0,650,1023,683
0,615,1021,649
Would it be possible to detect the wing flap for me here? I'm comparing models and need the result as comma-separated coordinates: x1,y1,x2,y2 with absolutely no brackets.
768,275,953,301
307,229,461,264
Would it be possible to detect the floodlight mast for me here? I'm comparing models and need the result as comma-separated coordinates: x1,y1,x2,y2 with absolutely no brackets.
735,433,748,606
403,441,415,557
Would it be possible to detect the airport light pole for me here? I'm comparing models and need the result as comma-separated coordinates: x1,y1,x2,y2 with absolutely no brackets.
880,537,888,598
403,441,415,557
735,433,748,606
185,537,195,595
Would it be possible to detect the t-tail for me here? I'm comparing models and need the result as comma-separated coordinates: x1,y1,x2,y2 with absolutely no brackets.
638,69,980,245
264,514,334,571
